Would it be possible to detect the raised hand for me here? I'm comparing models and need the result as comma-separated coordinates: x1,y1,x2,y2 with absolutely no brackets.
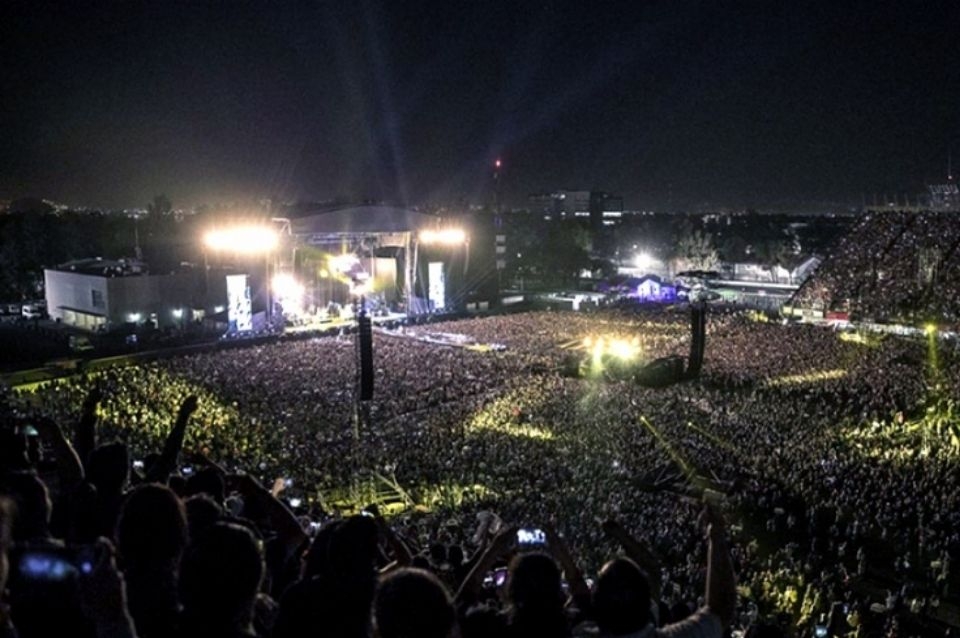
82,387,103,411
179,395,200,417
491,525,519,555
699,502,728,540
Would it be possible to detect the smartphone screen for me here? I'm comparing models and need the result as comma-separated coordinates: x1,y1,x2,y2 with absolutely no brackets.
6,546,96,634
12,546,96,581
517,528,547,545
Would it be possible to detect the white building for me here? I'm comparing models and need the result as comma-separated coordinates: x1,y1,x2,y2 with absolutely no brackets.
45,258,219,331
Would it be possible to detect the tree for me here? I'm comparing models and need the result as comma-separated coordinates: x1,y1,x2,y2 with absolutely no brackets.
147,194,173,218
672,229,720,273
753,239,795,282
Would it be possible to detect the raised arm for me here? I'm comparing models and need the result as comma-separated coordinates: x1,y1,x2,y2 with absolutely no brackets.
35,416,85,492
79,538,140,638
231,473,308,550
702,505,736,627
455,526,517,604
372,509,413,570
75,387,102,470
545,524,591,610
143,396,198,484
602,519,663,601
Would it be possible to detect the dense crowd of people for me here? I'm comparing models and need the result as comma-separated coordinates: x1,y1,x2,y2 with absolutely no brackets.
792,211,960,323
1,307,959,637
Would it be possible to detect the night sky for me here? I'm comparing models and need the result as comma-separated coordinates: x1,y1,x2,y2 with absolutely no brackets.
1,1,957,210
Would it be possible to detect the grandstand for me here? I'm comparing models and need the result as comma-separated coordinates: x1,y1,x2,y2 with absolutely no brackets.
788,211,960,324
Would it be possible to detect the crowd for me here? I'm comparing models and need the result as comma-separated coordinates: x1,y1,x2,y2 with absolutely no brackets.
1,307,959,637
791,211,960,323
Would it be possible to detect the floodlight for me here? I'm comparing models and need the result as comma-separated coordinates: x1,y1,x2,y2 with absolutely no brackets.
204,226,279,254
419,228,466,245
272,273,305,315
271,273,301,297
330,254,360,274
609,339,636,360
634,252,654,271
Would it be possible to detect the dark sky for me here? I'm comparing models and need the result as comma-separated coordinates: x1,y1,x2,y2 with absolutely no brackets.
1,0,957,210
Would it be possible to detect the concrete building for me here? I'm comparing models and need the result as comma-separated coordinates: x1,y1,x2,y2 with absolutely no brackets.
44,258,220,331
528,190,623,227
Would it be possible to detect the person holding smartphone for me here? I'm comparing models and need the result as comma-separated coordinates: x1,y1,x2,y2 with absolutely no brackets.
588,503,736,638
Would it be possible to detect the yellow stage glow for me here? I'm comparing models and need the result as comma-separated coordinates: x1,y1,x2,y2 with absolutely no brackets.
768,368,847,387
583,335,640,361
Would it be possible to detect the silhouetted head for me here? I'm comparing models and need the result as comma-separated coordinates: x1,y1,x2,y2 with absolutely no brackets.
180,522,264,628
116,483,188,568
508,552,563,609
87,442,129,494
375,568,456,638
183,494,223,541
184,468,225,505
461,604,507,638
447,545,465,568
594,558,652,636
428,542,447,565
506,552,567,636
302,520,342,580
0,471,51,542
328,515,379,580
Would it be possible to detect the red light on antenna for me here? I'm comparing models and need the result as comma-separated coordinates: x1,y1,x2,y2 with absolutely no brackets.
495,159,501,169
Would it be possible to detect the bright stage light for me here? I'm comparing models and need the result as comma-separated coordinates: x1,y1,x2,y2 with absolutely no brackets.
419,228,466,245
329,254,360,274
634,252,654,271
608,338,638,360
272,273,305,315
204,226,279,254
271,273,303,298
925,323,937,336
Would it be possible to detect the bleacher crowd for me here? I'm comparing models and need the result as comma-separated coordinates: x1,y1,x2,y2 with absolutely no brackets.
791,212,960,323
